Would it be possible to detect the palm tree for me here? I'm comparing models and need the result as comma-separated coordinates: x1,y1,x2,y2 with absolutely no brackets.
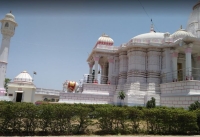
4,78,11,93
118,90,126,106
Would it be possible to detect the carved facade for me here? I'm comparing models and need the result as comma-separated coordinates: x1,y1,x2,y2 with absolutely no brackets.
59,1,200,108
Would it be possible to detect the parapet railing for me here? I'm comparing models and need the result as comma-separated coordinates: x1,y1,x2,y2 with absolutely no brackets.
95,45,119,51
83,74,118,85
161,68,200,83
35,88,62,96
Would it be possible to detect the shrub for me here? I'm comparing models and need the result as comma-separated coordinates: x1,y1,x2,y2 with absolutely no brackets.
189,101,200,111
146,97,156,108
0,101,199,135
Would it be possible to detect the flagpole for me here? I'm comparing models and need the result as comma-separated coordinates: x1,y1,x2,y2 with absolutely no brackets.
33,72,34,82
33,71,37,82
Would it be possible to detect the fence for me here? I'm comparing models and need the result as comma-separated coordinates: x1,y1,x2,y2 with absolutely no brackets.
83,74,118,85
35,88,62,96
161,68,200,83
83,68,200,85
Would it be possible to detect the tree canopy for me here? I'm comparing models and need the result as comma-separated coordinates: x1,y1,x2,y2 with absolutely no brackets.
4,78,11,92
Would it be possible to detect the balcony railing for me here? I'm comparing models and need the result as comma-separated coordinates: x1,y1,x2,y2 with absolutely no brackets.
35,88,62,96
161,68,200,83
95,45,119,51
83,74,118,85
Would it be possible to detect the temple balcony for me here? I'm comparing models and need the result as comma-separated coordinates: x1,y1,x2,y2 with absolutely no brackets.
93,45,118,52
83,74,118,85
160,68,200,108
161,67,200,83
35,88,62,96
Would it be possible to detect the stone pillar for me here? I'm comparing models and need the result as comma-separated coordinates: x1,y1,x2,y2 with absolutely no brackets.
108,56,114,84
185,44,193,80
88,62,93,74
87,62,93,83
118,51,128,84
163,48,172,82
171,50,178,81
147,49,161,85
197,55,200,80
114,57,119,76
196,55,200,67
93,55,100,81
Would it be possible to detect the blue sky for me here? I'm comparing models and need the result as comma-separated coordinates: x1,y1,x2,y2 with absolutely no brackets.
0,0,198,90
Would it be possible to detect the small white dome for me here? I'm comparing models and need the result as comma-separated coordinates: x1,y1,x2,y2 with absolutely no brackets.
133,25,165,39
171,28,196,41
133,32,165,39
14,71,33,83
1,12,17,25
5,13,15,19
129,25,165,45
97,34,114,46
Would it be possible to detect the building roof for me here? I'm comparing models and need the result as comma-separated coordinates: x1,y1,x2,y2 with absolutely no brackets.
97,34,114,46
14,71,33,83
186,1,200,37
0,11,17,25
133,32,165,39
133,25,164,39
171,28,196,42
128,25,165,46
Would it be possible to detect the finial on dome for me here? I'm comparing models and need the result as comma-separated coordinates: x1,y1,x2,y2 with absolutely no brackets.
10,10,12,13
102,33,109,37
180,25,182,29
150,24,154,32
150,19,155,33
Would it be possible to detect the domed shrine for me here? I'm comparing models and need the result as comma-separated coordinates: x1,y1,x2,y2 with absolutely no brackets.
59,1,200,108
7,71,36,103
0,2,200,108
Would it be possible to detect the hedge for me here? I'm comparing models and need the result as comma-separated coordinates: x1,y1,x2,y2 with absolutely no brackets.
0,101,199,135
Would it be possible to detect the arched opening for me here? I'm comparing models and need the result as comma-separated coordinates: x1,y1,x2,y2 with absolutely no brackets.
5,22,9,27
99,56,109,84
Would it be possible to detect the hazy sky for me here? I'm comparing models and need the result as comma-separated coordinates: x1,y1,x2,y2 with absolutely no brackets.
0,0,198,90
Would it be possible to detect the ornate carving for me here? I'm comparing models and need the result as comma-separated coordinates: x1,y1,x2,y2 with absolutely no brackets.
88,62,94,68
93,55,100,61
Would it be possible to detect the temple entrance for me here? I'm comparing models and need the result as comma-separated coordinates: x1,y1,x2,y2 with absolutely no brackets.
177,63,183,81
16,93,23,102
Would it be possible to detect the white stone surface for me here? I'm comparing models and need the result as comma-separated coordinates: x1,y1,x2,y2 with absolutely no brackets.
0,12,17,91
59,83,116,104
160,81,200,108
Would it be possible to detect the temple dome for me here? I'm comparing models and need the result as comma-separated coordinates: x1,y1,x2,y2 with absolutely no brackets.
129,25,165,45
1,12,17,25
171,28,196,41
5,13,15,19
97,34,114,46
133,32,165,39
186,1,200,37
14,71,33,83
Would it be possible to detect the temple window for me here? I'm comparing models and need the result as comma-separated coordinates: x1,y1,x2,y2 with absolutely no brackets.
5,22,9,27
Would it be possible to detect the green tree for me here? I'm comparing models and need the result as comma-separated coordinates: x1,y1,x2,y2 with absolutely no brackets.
43,98,49,102
4,78,11,93
118,90,126,106
189,101,200,111
146,97,156,108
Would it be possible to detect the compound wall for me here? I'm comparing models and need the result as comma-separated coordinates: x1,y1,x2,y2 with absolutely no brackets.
59,83,116,104
160,80,200,108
